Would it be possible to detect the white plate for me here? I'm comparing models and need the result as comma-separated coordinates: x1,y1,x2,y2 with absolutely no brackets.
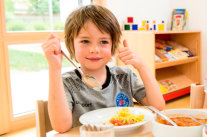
79,107,154,134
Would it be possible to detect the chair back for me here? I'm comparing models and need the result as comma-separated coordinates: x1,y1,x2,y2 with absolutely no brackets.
190,84,205,108
36,100,53,137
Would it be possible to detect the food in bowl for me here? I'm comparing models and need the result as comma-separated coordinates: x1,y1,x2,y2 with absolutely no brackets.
108,108,144,126
156,114,207,126
152,109,207,137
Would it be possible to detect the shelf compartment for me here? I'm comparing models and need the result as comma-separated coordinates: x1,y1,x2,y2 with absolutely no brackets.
155,56,199,69
156,67,194,95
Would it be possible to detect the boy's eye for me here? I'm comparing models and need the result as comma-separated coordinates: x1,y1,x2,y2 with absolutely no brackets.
81,40,89,44
100,41,108,44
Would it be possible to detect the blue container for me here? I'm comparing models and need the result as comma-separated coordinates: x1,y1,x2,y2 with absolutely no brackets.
132,24,138,30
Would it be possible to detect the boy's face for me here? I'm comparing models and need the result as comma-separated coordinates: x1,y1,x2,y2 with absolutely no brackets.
74,20,112,71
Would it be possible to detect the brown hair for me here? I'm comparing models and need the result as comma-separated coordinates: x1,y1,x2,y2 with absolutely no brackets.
64,5,121,60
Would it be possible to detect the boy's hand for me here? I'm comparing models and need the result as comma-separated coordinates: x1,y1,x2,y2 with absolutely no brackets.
42,33,62,70
118,40,143,69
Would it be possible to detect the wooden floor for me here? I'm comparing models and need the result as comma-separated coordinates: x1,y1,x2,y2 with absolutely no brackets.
0,95,190,137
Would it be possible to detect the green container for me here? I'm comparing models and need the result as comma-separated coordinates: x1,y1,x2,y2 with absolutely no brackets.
124,24,130,30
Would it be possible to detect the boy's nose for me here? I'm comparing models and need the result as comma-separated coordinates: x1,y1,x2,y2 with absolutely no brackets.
89,46,100,53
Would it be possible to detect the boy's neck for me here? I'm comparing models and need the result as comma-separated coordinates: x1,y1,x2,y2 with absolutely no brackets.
80,65,107,85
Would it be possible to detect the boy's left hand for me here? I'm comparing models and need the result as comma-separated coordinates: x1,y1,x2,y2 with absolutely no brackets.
118,40,143,69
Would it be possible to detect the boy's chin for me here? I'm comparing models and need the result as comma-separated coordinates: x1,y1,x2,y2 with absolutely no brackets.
85,64,106,70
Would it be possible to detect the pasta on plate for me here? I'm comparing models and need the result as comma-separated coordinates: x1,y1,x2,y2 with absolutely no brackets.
108,108,144,126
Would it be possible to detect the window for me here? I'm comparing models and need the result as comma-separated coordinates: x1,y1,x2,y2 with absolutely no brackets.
1,0,106,133
5,0,91,31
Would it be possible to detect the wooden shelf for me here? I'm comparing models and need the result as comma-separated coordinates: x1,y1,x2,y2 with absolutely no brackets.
154,30,201,34
118,31,201,101
156,67,195,95
155,56,199,69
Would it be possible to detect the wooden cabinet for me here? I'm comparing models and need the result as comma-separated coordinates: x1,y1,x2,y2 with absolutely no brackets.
117,31,201,101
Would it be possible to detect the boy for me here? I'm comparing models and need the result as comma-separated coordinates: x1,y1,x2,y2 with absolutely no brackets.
42,5,165,133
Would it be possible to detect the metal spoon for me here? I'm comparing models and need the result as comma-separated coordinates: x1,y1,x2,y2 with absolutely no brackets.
188,115,207,128
61,50,102,90
144,106,178,126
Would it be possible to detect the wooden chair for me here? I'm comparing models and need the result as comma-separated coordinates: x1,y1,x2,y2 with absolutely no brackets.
190,84,205,108
36,100,53,137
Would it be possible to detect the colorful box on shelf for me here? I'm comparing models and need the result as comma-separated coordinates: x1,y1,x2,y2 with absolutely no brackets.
123,17,165,31
124,24,138,30
124,24,131,30
155,49,169,62
127,17,134,23
169,49,188,60
159,80,178,92
132,24,138,30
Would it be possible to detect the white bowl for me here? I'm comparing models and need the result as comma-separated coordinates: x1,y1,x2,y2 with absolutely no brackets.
79,107,154,134
203,127,207,137
152,109,207,137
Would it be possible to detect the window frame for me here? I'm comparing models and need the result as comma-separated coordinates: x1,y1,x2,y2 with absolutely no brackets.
0,0,106,134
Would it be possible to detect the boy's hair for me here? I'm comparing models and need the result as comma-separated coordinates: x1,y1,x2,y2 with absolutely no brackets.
64,5,121,60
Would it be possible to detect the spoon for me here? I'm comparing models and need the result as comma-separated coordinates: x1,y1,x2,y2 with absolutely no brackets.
61,50,102,90
144,106,178,126
188,115,207,128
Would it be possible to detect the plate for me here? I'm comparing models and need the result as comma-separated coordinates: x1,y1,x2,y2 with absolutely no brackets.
79,107,154,134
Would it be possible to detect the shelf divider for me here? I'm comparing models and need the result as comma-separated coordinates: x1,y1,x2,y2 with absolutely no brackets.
155,56,198,69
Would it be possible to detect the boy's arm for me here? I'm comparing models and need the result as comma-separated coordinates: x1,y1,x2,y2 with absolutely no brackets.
118,40,165,110
42,33,72,133
134,61,165,110
48,68,72,133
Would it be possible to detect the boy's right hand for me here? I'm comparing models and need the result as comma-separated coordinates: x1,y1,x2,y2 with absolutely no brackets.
42,33,62,70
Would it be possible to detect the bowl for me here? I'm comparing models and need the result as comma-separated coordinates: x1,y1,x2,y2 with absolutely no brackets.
152,109,207,137
79,107,154,134
203,127,207,137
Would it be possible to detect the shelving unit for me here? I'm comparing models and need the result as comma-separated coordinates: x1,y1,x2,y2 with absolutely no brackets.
117,31,201,101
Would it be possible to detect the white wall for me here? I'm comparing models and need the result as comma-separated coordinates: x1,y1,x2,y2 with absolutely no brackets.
107,0,207,83
169,0,207,83
106,0,170,30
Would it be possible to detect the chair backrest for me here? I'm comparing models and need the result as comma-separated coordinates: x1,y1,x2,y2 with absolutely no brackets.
190,84,205,108
36,100,53,137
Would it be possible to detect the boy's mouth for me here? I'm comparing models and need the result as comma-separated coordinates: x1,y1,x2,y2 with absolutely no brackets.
86,57,102,61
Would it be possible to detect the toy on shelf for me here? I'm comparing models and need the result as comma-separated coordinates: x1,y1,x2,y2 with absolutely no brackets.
127,17,133,23
155,39,195,64
153,20,156,30
146,20,149,30
167,41,194,57
158,82,168,93
124,24,130,30
132,24,138,30
155,40,172,51
169,49,188,60
158,21,165,31
155,55,162,63
159,80,178,93
123,17,165,31
124,17,138,31
124,17,134,30
138,20,146,31
142,20,146,28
